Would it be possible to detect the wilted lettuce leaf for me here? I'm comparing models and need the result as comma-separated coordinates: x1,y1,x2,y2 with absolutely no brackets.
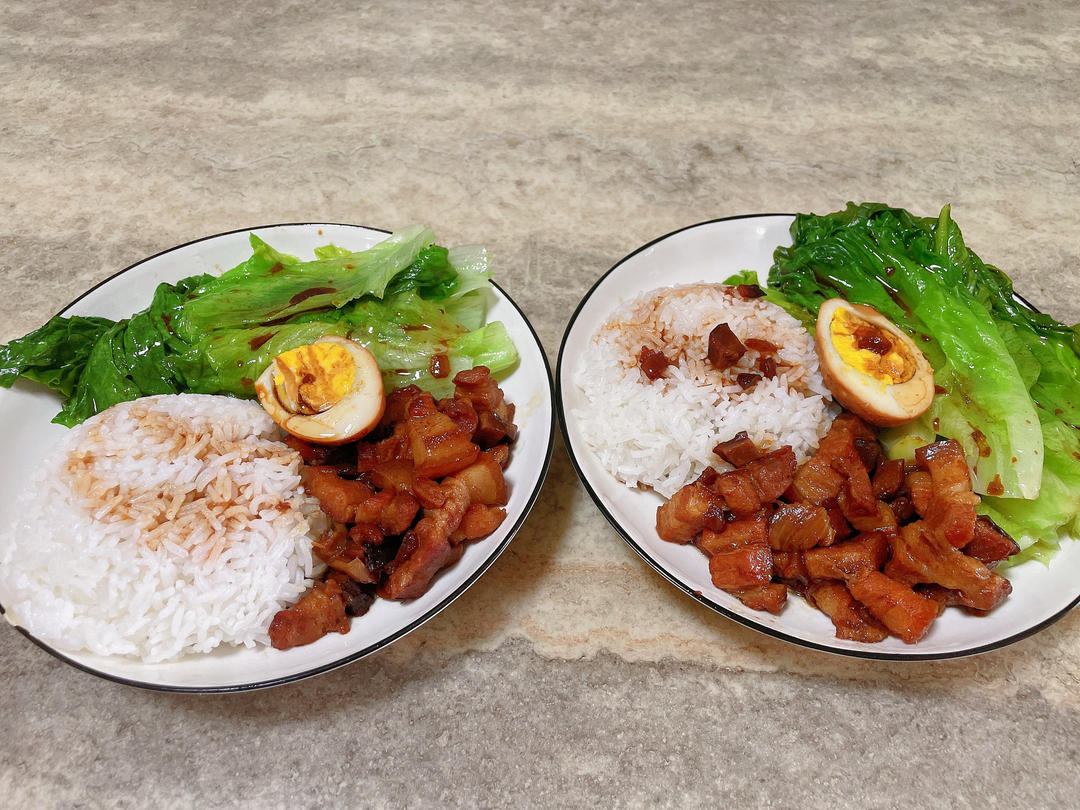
768,202,1080,558
0,226,518,426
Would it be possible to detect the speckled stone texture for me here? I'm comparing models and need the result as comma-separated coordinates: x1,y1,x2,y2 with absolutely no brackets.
2,1,1080,807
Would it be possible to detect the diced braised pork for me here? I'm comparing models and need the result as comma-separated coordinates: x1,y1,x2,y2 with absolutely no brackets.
871,458,905,501
846,571,939,644
884,521,1011,611
269,578,351,650
803,532,890,581
806,581,889,643
768,504,835,551
965,516,1020,569
697,510,768,555
713,431,765,468
656,482,721,543
708,544,773,590
706,323,746,369
301,466,376,523
729,583,788,614
772,551,810,584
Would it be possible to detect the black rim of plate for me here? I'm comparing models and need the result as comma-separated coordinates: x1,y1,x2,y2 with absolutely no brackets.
555,211,1080,662
1,222,557,692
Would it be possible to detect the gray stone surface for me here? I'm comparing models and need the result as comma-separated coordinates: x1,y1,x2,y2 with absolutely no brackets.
2,0,1080,807
4,637,1080,809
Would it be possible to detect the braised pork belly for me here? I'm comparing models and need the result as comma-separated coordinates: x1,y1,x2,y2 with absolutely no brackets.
270,366,516,650
655,413,1017,645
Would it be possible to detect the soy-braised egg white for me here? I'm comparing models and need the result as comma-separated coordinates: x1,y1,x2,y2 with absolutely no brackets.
255,336,385,444
814,298,934,427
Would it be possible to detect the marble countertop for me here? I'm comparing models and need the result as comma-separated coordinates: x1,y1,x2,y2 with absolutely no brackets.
2,1,1079,807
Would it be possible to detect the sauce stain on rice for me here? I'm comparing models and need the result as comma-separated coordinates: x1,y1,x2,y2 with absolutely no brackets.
64,404,301,566
0,394,325,662
575,283,835,498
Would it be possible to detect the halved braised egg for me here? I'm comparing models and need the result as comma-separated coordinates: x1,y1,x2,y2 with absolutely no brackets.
815,298,934,427
255,336,385,444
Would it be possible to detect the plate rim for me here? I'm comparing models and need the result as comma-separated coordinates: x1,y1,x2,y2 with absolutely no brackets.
555,211,1080,662
2,221,557,692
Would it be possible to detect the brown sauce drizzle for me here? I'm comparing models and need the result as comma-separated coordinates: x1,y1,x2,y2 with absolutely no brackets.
248,333,274,351
288,286,336,306
429,353,450,379
971,428,992,458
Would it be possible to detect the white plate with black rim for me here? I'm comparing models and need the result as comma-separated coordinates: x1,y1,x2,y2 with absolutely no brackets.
556,213,1080,660
0,223,555,691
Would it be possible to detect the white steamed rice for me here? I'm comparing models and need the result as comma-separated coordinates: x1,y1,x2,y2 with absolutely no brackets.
574,283,835,498
0,394,326,663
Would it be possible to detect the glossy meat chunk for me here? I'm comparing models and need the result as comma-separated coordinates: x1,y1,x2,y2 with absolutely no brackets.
806,581,889,643
301,466,375,523
923,492,979,548
788,456,845,506
714,447,796,516
915,440,972,500
453,366,518,443
707,323,747,369
847,571,939,644
713,431,765,468
965,516,1020,568
803,532,891,581
744,447,798,502
871,458,905,501
380,528,456,600
904,470,933,516
837,461,878,518
771,551,809,584
697,511,768,555
916,439,980,548
842,501,899,535
768,504,835,551
730,583,788,614
454,453,509,506
708,544,773,590
269,578,350,650
638,345,671,380
884,522,1012,611
656,482,720,543
451,504,508,542
406,410,480,478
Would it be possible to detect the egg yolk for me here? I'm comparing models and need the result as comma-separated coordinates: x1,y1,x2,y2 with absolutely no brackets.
272,343,356,415
829,308,915,386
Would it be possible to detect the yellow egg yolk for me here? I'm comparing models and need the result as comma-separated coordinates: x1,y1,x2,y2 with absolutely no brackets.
829,308,916,386
272,343,356,415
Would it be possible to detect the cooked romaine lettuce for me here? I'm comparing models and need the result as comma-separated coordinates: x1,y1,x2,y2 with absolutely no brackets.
767,202,1080,559
0,226,518,425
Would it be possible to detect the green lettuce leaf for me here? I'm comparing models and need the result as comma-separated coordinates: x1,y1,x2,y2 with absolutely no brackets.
769,202,1080,554
769,203,1042,500
0,226,516,424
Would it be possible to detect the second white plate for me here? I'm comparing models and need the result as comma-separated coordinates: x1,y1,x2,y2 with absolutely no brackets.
556,213,1080,660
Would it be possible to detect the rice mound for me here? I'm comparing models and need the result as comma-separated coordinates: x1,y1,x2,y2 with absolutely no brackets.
0,394,326,663
574,283,835,498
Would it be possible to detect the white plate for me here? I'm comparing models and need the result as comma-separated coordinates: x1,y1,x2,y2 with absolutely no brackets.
0,223,555,690
556,213,1080,660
